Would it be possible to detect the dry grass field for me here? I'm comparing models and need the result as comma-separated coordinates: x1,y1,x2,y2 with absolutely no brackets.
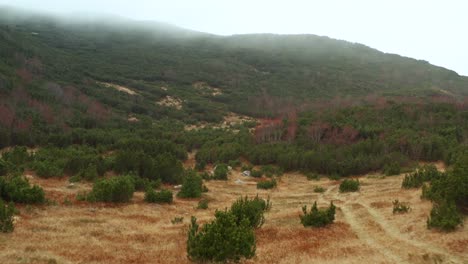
0,165,466,264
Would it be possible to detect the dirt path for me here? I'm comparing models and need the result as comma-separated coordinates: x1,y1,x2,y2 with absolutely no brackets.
319,178,465,264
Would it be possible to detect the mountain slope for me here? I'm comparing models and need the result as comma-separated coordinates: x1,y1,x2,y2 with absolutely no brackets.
0,7,467,125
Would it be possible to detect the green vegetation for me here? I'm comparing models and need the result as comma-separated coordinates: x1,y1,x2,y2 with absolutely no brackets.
213,164,229,180
145,188,173,204
230,196,271,228
251,169,263,178
87,176,135,203
300,201,336,227
257,179,277,190
313,186,325,193
187,212,255,262
339,179,360,192
402,165,442,189
392,200,410,214
197,198,209,209
383,162,401,176
0,175,45,204
177,170,203,198
421,155,467,231
187,195,270,262
0,200,15,233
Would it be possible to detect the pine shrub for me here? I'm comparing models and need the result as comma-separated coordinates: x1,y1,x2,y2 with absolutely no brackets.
230,195,271,228
402,165,442,189
300,201,336,227
251,169,263,178
177,170,203,198
0,176,45,204
213,164,228,180
197,198,209,209
383,162,401,176
145,188,173,203
313,186,325,193
339,179,360,192
257,179,277,189
187,212,255,262
427,200,463,231
88,176,135,203
0,200,15,233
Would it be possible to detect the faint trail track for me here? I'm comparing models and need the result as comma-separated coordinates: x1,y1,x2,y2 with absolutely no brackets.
317,182,465,264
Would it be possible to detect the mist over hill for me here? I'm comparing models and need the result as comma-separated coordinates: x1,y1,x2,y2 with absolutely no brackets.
0,6,467,127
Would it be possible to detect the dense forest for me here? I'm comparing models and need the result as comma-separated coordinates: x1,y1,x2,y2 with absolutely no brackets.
0,7,467,239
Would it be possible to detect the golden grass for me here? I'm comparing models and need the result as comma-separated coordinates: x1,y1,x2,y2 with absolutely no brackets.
0,169,466,263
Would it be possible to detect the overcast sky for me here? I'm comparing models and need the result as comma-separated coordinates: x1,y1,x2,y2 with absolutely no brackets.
2,0,467,76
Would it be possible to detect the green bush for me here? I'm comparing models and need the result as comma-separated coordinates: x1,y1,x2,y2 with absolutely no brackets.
251,170,263,178
402,165,442,189
230,195,271,228
0,159,9,176
257,179,277,189
383,162,401,176
34,161,63,178
392,199,410,214
228,159,241,168
213,164,229,180
2,147,30,166
300,201,336,227
131,175,161,191
0,200,15,233
306,172,320,181
177,170,203,198
261,165,283,177
0,176,45,204
427,200,463,231
187,212,255,262
197,198,209,209
313,186,325,193
77,165,98,181
145,188,173,203
88,176,135,203
339,179,360,192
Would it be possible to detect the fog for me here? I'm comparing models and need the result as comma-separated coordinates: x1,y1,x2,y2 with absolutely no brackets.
1,0,467,76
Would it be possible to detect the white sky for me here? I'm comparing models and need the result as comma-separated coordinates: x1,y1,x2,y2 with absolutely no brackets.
1,0,467,76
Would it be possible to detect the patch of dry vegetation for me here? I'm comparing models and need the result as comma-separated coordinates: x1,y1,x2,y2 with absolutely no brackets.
156,96,183,110
0,168,466,263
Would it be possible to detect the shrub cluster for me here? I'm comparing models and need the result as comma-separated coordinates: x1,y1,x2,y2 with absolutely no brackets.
260,165,283,177
427,200,463,231
230,195,271,228
213,164,228,180
197,198,209,209
313,186,325,193
383,162,401,176
257,179,277,190
401,165,442,189
0,200,15,233
87,176,135,203
392,199,410,214
300,201,336,227
145,188,173,203
250,169,263,178
422,156,467,231
187,196,271,262
339,179,360,192
177,170,203,198
0,176,45,204
187,212,255,262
